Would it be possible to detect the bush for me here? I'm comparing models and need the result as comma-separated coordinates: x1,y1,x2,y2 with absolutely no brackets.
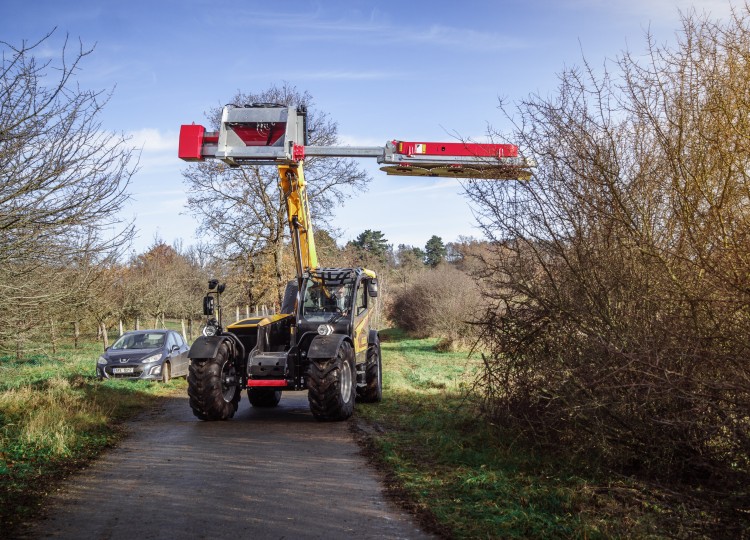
388,265,482,350
465,7,750,526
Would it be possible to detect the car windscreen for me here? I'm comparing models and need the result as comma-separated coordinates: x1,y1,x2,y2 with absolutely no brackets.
111,333,166,350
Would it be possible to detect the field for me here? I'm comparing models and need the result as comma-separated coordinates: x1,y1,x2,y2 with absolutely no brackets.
0,340,185,531
0,329,729,538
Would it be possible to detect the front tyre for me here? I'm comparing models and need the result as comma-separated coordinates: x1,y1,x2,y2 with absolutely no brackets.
357,337,382,403
307,341,356,421
187,342,240,420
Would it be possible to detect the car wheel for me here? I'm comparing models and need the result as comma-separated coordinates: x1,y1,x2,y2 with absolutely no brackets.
161,361,171,383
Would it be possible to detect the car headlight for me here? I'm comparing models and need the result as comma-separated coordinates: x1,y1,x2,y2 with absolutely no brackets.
97,356,108,365
317,324,333,336
142,353,163,364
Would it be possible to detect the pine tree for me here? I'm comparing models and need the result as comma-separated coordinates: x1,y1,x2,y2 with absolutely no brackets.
424,235,447,267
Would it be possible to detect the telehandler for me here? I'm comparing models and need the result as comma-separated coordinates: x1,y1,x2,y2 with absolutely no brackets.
178,104,533,421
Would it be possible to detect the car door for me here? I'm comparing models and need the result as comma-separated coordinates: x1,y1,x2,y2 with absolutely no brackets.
165,332,180,376
172,332,189,376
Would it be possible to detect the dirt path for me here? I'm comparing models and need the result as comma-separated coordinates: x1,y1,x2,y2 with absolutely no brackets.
16,391,432,539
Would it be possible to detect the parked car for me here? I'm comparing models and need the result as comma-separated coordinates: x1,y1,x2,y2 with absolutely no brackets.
96,330,189,382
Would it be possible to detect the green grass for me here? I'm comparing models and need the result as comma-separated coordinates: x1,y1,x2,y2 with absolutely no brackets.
0,340,185,532
357,328,664,539
1,329,704,538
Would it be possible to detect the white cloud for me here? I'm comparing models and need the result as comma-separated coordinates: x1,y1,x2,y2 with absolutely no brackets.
223,9,527,52
127,128,178,153
568,0,735,23
125,128,181,173
406,25,526,51
277,70,399,81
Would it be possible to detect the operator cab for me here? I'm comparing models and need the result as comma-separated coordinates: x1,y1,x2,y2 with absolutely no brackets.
302,279,354,321
297,268,377,345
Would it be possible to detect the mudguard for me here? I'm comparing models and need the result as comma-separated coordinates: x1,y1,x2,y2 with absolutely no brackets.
368,329,379,346
188,335,231,360
307,334,351,360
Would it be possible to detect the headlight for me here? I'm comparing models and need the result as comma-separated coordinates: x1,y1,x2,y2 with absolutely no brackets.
317,324,333,336
203,323,218,337
97,356,108,365
142,353,162,364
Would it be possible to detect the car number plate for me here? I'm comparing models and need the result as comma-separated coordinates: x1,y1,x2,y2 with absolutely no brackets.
113,367,135,374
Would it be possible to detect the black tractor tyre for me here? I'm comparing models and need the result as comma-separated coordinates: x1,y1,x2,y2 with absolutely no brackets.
161,361,171,384
280,280,298,315
187,342,240,420
307,341,356,421
357,337,382,403
247,388,282,407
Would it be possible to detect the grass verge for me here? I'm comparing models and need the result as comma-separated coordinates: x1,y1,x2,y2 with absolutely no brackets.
354,328,685,539
0,341,185,533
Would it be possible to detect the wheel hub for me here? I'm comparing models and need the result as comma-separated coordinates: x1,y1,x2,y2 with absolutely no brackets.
340,359,352,404
221,361,237,401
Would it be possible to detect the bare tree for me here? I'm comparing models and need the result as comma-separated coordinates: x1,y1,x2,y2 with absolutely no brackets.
0,31,135,351
127,241,206,330
183,83,369,303
465,7,750,529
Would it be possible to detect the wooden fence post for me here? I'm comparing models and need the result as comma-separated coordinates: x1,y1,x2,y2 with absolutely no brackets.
73,321,80,349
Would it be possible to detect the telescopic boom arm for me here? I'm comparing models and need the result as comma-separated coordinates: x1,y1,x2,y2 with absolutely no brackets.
178,104,535,275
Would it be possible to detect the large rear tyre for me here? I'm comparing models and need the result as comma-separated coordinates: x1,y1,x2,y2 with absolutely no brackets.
247,388,282,407
357,337,382,403
187,342,240,420
307,341,356,421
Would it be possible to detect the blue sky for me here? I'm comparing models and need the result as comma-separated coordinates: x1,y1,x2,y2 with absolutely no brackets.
1,0,736,256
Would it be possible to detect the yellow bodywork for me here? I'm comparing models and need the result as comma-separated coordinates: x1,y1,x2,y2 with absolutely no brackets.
278,164,318,272
227,313,290,330
353,310,373,354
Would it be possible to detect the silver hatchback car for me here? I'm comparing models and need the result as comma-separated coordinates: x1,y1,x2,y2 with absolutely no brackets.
96,330,189,382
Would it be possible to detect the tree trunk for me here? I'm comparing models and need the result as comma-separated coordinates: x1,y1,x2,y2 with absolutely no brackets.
136,316,140,330
274,221,286,304
181,318,187,341
100,321,109,351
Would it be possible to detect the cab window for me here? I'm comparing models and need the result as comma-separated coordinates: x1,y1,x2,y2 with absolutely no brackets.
356,282,367,315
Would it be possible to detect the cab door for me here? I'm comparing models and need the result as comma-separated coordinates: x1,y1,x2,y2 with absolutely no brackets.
351,279,373,364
